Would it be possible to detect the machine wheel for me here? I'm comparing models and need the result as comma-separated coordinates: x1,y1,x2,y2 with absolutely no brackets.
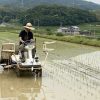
38,69,42,77
32,69,42,77
32,70,36,76
15,67,21,77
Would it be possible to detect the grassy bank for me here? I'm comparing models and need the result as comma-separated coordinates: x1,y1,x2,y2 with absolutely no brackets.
35,34,100,47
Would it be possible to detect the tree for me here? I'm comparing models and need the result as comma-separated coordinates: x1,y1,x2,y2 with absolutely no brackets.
3,16,10,22
0,15,3,23
19,5,98,26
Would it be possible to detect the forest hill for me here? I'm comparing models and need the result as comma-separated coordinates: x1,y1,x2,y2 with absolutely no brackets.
0,5,98,26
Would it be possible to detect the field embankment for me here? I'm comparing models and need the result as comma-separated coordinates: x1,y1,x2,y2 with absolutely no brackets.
35,33,100,47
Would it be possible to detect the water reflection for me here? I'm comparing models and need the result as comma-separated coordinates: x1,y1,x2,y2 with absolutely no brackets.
0,65,4,74
0,70,44,100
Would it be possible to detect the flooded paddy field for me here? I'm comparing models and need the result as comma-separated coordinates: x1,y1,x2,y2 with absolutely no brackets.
0,34,100,100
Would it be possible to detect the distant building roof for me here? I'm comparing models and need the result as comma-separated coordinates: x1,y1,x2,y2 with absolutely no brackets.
70,26,79,28
59,27,68,30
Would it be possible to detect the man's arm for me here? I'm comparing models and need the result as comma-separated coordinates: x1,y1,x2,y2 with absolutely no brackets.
19,37,24,43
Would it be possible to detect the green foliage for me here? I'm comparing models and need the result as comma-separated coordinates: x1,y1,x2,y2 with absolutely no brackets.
46,32,54,35
0,6,24,24
94,10,100,21
19,5,98,26
0,15,2,23
3,16,10,22
46,28,51,32
56,32,64,36
0,5,98,26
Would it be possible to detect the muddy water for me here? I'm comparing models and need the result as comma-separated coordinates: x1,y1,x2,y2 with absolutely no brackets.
0,37,100,100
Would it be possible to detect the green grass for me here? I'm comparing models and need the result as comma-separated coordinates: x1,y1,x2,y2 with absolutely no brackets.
35,33,100,47
0,32,18,44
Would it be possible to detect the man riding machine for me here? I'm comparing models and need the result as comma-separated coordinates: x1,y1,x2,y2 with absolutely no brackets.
11,23,42,76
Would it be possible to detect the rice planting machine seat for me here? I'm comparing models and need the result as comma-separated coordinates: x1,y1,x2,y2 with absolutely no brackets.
0,40,42,77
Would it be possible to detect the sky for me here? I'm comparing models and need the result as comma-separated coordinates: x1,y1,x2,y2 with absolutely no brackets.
85,0,100,4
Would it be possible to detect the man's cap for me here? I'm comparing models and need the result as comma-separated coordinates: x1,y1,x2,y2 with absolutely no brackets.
24,23,35,30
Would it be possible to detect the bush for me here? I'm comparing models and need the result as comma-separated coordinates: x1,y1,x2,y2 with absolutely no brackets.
46,32,54,35
35,33,100,47
56,33,64,36
46,28,51,32
3,16,10,22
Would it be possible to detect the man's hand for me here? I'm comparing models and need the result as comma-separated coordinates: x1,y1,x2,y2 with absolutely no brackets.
19,37,25,44
22,41,25,43
30,39,35,43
